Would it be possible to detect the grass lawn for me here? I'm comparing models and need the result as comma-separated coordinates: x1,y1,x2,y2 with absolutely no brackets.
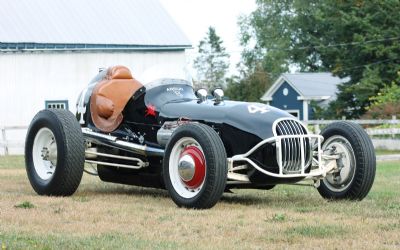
375,149,400,155
0,156,399,249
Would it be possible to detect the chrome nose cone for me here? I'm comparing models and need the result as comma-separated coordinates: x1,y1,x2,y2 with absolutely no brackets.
178,154,195,181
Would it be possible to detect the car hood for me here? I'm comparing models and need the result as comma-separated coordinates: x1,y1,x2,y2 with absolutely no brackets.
159,100,293,139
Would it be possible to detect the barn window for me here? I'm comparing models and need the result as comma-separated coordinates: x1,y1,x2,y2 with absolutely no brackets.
45,100,69,110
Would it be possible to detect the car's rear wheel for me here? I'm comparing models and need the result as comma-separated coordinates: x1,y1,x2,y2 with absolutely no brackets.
163,123,227,209
318,121,376,200
25,109,85,196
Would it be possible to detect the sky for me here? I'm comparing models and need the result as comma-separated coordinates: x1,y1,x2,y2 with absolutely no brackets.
159,0,257,76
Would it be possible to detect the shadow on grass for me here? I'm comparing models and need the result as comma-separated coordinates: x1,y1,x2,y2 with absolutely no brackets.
220,192,322,207
78,184,170,198
220,193,274,206
76,182,326,208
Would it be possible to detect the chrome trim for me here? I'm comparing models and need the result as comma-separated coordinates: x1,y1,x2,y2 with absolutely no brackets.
229,134,325,178
82,128,164,157
196,88,208,103
178,154,196,181
84,150,149,169
227,164,250,182
85,151,147,165
85,160,145,170
272,117,311,135
228,118,327,178
212,88,224,104
273,118,312,174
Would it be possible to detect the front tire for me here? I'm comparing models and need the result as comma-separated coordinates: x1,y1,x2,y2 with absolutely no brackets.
25,109,85,196
318,121,376,200
163,123,227,209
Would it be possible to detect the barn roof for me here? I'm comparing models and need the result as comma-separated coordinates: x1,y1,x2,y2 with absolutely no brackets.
0,0,191,51
261,73,349,102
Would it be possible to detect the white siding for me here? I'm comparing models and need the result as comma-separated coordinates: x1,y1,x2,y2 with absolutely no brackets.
0,51,187,126
0,51,187,154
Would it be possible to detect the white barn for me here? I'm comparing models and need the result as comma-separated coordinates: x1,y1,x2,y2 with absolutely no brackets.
0,0,191,154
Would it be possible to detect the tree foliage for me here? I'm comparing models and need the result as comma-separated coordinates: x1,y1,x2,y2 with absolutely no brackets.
193,27,230,90
239,0,400,118
225,65,271,102
364,72,400,119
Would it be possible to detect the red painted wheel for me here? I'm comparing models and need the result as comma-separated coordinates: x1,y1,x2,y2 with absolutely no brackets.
168,138,207,198
178,146,206,189
163,123,227,209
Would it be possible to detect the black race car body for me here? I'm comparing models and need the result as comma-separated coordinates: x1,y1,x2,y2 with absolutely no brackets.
78,71,316,185
25,66,376,209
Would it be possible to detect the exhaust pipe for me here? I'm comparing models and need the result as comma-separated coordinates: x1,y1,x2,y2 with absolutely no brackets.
82,128,164,157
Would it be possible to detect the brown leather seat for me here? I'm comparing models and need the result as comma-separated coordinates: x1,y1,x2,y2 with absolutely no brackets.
90,66,143,132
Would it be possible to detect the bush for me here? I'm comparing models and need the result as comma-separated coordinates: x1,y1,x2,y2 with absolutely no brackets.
364,80,400,119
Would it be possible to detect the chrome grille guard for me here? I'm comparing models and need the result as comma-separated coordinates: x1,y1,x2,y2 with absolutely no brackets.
228,118,335,179
229,134,325,178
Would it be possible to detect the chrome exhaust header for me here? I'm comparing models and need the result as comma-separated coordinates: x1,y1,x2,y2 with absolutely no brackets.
82,128,164,157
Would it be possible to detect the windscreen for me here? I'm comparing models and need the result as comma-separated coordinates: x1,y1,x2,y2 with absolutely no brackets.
137,63,193,87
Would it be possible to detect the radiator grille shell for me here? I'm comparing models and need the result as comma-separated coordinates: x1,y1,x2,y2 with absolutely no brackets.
274,119,312,174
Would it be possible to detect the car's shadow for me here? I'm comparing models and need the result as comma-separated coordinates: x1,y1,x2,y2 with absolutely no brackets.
220,193,274,206
76,184,313,207
79,185,170,198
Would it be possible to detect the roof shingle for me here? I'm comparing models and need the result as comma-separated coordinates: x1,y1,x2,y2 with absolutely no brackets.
261,72,349,101
0,0,191,48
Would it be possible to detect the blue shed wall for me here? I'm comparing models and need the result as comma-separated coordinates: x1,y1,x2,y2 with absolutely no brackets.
270,81,313,120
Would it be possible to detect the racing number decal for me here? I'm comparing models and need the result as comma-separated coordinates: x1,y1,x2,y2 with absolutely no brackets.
248,104,270,114
77,88,88,124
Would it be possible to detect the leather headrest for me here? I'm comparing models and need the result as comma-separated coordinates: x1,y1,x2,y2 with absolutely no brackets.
108,65,133,80
90,65,143,133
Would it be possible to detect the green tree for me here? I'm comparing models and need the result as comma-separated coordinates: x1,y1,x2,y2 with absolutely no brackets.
193,27,230,90
240,0,400,118
225,65,271,102
364,72,400,119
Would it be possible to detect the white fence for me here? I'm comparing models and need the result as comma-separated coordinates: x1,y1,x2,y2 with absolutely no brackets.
306,119,400,150
306,119,400,133
1,119,400,155
0,126,27,155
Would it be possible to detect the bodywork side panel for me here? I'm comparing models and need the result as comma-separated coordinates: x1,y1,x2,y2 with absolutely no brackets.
159,100,292,140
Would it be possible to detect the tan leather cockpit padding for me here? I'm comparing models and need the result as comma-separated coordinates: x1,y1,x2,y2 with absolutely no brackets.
90,66,143,132
108,66,133,80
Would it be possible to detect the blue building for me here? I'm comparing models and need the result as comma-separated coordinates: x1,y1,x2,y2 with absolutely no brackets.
261,73,348,121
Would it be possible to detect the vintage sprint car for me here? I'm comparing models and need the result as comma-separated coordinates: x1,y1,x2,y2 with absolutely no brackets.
25,66,376,209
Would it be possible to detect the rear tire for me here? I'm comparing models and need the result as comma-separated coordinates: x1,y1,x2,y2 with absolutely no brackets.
163,123,227,209
317,121,376,200
25,109,85,196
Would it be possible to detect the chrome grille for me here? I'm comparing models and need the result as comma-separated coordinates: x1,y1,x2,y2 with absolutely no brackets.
275,119,312,174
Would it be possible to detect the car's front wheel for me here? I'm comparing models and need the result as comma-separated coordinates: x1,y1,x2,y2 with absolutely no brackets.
163,123,227,209
318,121,376,200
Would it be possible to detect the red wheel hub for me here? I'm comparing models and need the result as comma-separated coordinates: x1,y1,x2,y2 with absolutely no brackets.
178,146,206,189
